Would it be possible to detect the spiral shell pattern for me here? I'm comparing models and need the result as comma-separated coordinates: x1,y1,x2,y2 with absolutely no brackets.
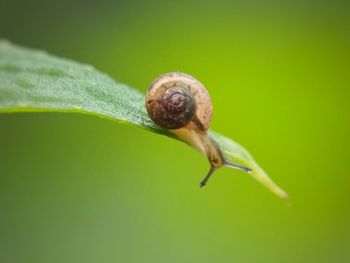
146,72,212,131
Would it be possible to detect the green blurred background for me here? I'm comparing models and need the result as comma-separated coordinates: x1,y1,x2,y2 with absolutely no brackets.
0,0,349,262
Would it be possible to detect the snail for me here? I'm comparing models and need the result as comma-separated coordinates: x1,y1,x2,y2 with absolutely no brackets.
145,72,252,187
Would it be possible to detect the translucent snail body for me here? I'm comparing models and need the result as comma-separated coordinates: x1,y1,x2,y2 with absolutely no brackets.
145,72,251,187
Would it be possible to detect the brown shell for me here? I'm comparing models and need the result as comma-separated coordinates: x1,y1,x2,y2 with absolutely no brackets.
145,72,213,132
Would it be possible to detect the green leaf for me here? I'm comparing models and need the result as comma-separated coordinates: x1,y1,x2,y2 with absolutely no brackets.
0,40,288,201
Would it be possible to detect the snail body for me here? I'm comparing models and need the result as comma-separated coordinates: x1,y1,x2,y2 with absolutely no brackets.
145,72,251,186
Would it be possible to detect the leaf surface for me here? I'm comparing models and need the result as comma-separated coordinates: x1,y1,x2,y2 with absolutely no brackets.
0,41,288,201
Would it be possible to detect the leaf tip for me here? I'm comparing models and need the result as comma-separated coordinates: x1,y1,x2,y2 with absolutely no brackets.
250,163,289,202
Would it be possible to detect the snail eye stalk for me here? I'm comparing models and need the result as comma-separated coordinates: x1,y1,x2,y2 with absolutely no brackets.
224,160,252,173
200,166,216,188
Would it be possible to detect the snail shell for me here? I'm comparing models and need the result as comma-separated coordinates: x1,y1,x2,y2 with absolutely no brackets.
145,72,212,132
